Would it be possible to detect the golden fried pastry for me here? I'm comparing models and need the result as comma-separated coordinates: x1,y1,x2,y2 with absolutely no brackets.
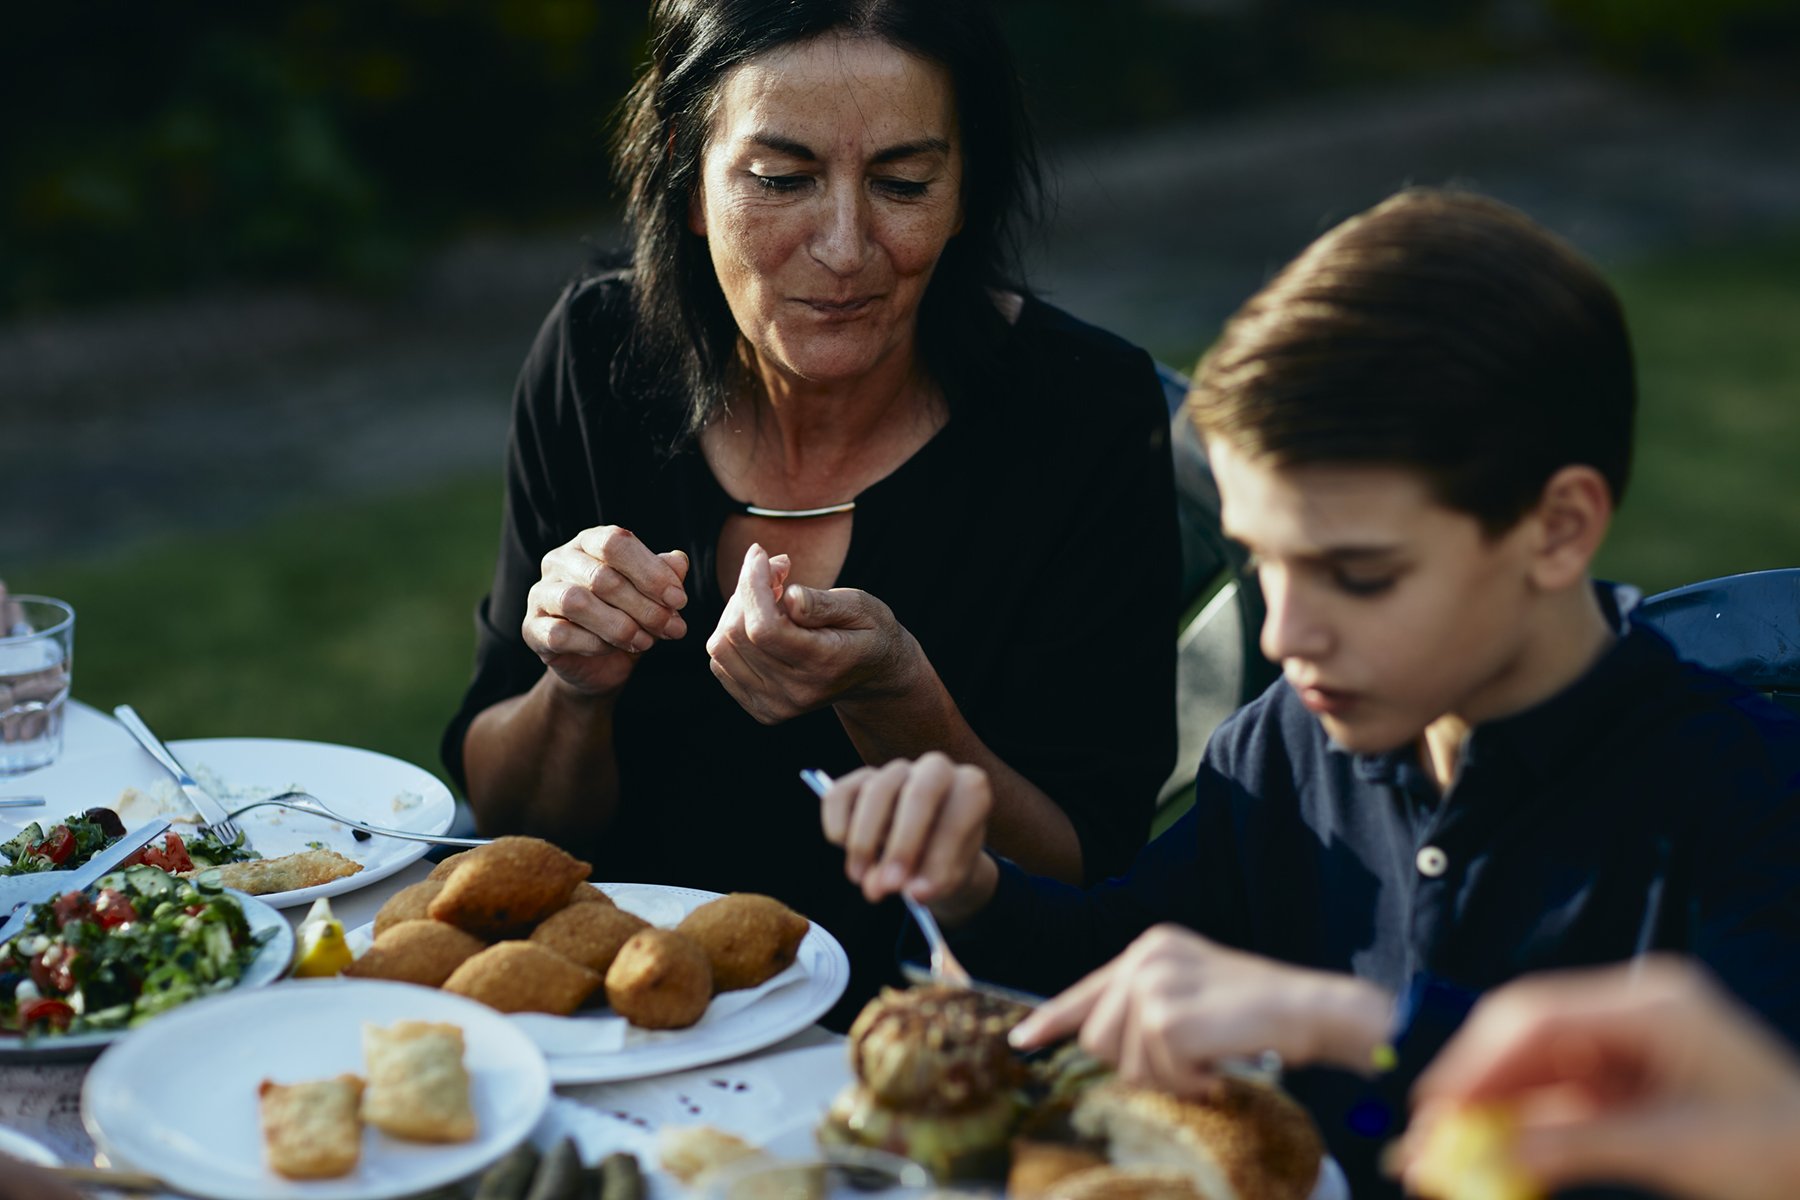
1071,1079,1323,1200
1009,1140,1110,1199
361,1021,477,1143
427,836,592,939
443,941,602,1015
344,919,486,988
568,881,613,906
373,879,446,937
192,848,363,894
258,1074,364,1180
657,1125,764,1184
675,893,809,992
605,929,713,1030
428,848,480,881
530,902,647,974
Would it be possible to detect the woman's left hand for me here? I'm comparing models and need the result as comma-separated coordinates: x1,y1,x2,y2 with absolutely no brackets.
706,543,920,724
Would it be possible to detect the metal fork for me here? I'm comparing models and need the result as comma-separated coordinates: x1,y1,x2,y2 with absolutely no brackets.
798,767,974,986
222,791,490,848
112,704,246,845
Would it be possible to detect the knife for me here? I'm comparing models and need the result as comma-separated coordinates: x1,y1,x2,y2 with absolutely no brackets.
111,704,252,850
0,817,173,945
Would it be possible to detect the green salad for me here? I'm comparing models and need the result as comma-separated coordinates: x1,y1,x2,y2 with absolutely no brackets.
0,807,258,876
0,865,272,1035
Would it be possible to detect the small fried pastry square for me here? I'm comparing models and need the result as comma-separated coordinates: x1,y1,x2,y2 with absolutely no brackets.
361,1021,477,1143
373,878,446,937
427,836,592,939
345,919,486,988
258,1074,364,1180
530,903,648,975
443,941,602,1015
676,893,809,992
606,928,713,1030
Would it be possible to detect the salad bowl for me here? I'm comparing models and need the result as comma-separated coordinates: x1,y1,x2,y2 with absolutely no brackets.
0,877,293,1064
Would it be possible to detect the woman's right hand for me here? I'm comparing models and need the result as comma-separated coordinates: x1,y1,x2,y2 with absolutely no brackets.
523,526,690,698
818,753,998,917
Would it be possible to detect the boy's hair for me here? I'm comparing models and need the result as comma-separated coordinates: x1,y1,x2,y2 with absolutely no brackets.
1188,187,1636,534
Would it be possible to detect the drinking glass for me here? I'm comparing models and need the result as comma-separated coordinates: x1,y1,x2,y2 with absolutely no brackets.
0,596,75,775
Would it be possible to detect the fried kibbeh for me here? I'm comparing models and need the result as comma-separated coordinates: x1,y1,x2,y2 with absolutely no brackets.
606,928,713,1029
373,878,446,937
530,902,648,974
345,919,487,988
427,836,592,938
675,893,809,992
568,881,613,906
443,941,602,1015
428,849,480,881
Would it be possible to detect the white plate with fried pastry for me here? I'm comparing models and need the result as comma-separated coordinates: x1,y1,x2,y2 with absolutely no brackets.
8,738,456,909
348,881,850,1085
82,978,550,1200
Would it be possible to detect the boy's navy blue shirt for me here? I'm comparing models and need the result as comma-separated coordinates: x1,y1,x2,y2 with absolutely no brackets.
948,601,1800,1198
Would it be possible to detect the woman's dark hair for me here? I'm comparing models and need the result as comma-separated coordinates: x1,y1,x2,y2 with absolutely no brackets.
1188,187,1636,535
612,0,1043,442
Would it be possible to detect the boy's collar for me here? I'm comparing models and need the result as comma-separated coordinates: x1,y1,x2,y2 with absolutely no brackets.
1347,581,1654,786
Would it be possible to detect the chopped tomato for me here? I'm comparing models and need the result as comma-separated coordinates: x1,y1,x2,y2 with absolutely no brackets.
31,825,77,866
92,889,137,929
131,832,194,875
29,944,76,995
50,891,91,929
17,997,74,1031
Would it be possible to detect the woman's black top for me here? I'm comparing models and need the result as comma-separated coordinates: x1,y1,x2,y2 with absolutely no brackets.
442,270,1179,1021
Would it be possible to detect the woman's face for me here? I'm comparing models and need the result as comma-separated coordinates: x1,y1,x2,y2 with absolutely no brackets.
689,34,964,389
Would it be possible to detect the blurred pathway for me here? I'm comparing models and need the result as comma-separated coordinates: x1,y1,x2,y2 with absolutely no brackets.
9,66,1800,566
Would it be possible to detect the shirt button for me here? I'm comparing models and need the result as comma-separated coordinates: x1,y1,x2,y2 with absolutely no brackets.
1416,845,1449,878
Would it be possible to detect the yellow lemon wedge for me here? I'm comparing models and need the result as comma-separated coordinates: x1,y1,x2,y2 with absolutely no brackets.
291,897,353,978
1408,1105,1542,1200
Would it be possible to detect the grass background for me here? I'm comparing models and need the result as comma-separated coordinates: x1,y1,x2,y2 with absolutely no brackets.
17,232,1800,786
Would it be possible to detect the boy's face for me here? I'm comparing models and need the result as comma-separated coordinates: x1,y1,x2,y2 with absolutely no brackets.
1210,440,1541,754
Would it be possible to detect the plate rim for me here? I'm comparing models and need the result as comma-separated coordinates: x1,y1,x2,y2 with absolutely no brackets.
0,886,294,1063
347,880,850,1085
81,976,552,1200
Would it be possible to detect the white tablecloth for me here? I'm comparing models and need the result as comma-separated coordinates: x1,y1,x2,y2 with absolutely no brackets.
0,701,851,1182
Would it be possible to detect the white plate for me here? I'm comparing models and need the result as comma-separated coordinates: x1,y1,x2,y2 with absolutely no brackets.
5,738,456,908
0,1125,60,1166
349,882,850,1085
83,978,551,1200
0,887,294,1064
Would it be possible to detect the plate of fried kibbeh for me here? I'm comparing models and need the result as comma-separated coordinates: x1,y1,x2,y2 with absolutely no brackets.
344,836,849,1083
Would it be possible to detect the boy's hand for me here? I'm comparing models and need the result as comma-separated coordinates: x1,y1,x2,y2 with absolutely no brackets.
818,752,999,916
1009,925,1393,1095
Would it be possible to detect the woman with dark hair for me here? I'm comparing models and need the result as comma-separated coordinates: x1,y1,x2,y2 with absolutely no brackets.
442,0,1177,1014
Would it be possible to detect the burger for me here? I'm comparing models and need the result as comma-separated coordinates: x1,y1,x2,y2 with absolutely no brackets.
818,984,1032,1180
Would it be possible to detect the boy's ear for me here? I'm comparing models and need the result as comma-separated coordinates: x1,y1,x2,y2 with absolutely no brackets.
1525,465,1612,591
